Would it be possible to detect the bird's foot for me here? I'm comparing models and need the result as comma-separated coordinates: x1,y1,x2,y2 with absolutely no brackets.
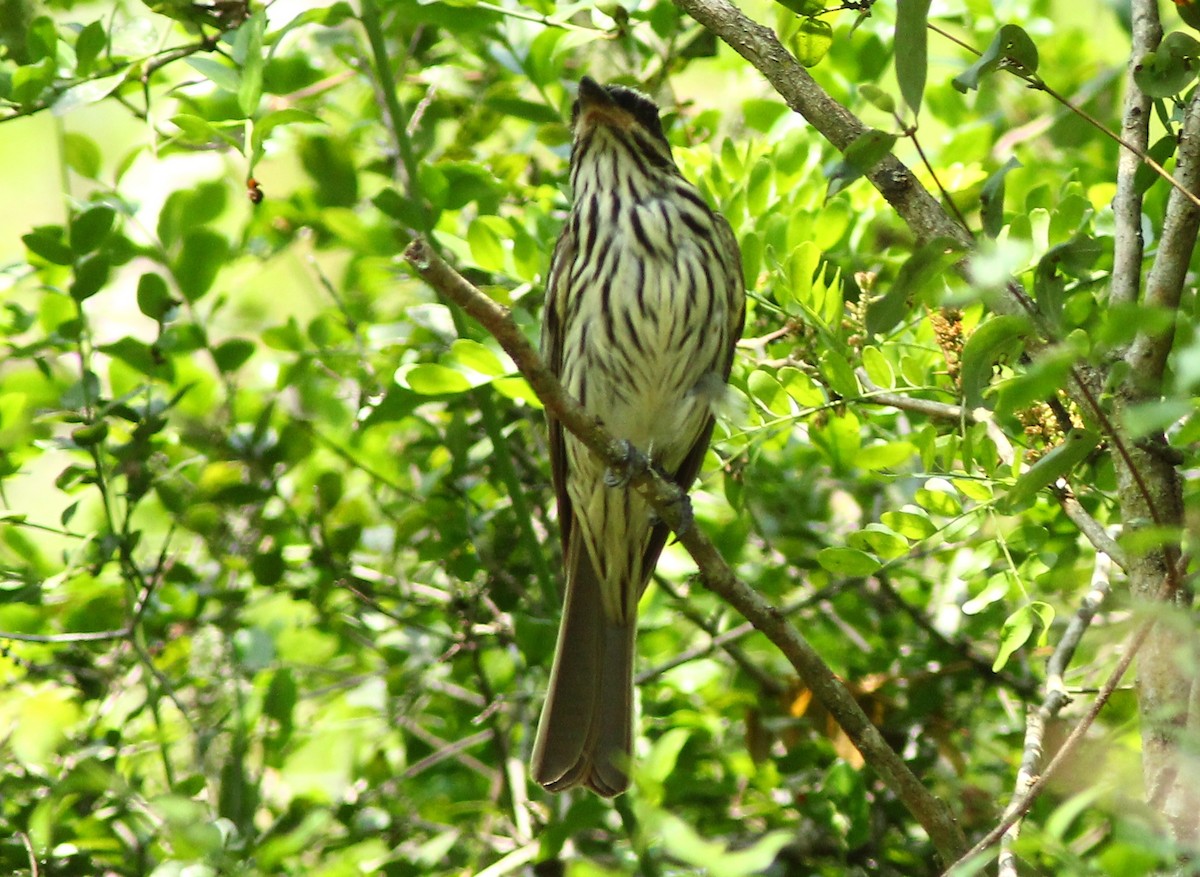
671,491,695,537
603,439,648,488
650,487,694,537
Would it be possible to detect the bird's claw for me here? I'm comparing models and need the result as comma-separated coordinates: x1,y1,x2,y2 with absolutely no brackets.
603,439,647,487
671,492,695,538
652,490,694,538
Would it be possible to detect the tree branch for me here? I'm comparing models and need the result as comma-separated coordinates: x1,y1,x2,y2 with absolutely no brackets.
402,238,968,863
671,0,973,251
997,551,1113,877
945,604,1157,874
1110,2,1161,308
1109,6,1199,847
1127,86,1200,385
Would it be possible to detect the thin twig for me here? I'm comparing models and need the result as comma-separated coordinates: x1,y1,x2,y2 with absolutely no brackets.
0,627,131,644
636,585,854,691
875,573,1036,699
1050,486,1126,569
856,371,1124,567
926,19,1196,210
647,578,787,695
945,608,1153,874
996,551,1113,876
18,831,38,877
399,723,495,779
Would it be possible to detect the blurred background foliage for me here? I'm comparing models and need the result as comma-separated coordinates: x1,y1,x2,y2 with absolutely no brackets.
0,0,1194,875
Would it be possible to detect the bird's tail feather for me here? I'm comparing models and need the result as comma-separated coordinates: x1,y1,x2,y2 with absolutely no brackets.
531,540,635,797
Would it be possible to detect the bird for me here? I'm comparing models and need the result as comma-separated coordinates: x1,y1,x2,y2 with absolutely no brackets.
532,76,745,796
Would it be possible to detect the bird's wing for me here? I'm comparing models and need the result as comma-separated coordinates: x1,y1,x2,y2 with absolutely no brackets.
638,212,745,590
543,224,576,558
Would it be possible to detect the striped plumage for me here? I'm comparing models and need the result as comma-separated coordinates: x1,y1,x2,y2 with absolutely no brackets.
532,77,745,796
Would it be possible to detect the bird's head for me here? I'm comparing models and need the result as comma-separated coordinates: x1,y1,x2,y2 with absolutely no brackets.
569,77,676,175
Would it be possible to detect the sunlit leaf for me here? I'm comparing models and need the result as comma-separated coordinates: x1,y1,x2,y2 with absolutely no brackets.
895,0,930,115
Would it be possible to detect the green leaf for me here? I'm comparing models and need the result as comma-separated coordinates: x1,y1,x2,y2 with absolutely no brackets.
99,337,165,377
710,832,794,877
1179,0,1200,30
174,229,229,301
993,602,1054,671
170,113,239,148
1135,135,1177,195
895,0,930,115
811,410,862,472
186,56,242,94
300,136,358,207
1000,428,1099,512
402,363,474,395
746,158,772,215
234,11,266,116
641,727,691,785
868,236,966,336
953,24,1039,93
486,95,561,125
264,667,297,727
914,480,962,516
158,181,228,247
71,421,109,446
62,132,103,179
26,15,56,62
69,205,116,254
858,84,896,115
818,349,860,398
817,546,881,575
953,477,994,501
70,253,110,302
373,188,432,231
524,27,566,86
1121,399,1194,439
778,366,825,407
881,509,936,540
791,17,833,68
748,369,790,416
856,441,916,471
467,216,508,273
11,57,55,105
826,129,896,199
262,317,305,351
861,345,894,388
74,20,107,75
980,157,1021,238
774,0,823,14
847,524,909,559
959,314,1030,408
213,338,256,372
743,98,789,133
449,339,507,377
23,225,73,265
137,272,174,321
251,108,325,157
52,71,127,115
1134,32,1200,98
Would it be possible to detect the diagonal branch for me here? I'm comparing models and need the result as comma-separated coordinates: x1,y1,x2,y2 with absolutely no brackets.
402,238,968,863
672,0,972,251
